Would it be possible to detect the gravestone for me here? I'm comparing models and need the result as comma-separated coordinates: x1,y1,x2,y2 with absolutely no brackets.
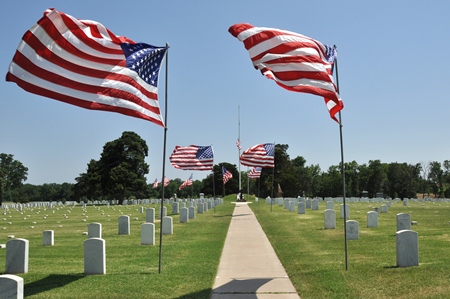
297,202,306,214
0,274,24,299
396,230,419,267
180,207,188,223
188,206,196,219
146,208,155,223
326,201,334,210
311,199,319,210
396,213,411,231
42,230,54,246
305,198,311,209
5,238,29,274
159,206,167,219
172,202,179,214
88,223,102,239
367,211,378,228
324,209,336,229
340,204,350,219
141,223,155,245
381,204,388,213
346,220,359,240
403,199,408,206
198,203,204,214
84,238,106,275
118,216,130,235
162,216,173,234
289,201,295,211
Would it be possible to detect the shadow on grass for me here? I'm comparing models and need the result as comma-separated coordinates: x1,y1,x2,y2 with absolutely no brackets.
24,274,84,297
210,278,273,299
173,288,212,299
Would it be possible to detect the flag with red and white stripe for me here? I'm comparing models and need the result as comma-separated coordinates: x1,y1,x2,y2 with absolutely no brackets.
240,143,275,168
179,174,193,190
6,8,168,127
229,23,343,122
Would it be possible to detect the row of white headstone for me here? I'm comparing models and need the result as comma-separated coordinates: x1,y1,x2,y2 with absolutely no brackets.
267,198,419,268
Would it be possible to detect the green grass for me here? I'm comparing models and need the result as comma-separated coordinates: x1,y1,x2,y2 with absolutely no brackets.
250,199,450,299
0,198,235,299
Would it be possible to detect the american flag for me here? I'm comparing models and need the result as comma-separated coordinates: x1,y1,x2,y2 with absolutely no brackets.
179,173,193,190
236,139,242,150
240,143,275,168
222,166,233,185
248,167,262,179
163,177,170,187
152,178,159,189
170,145,214,170
6,9,168,127
229,23,343,122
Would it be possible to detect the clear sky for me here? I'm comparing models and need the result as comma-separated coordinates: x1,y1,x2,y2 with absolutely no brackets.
1,1,449,185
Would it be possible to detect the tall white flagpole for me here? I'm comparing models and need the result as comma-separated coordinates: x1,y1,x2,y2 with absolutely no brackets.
238,105,241,193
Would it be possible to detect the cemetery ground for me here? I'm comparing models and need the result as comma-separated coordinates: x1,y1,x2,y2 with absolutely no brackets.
0,199,235,298
250,199,450,299
2,197,450,298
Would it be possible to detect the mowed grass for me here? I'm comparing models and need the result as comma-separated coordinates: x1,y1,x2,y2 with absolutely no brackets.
0,198,235,299
250,199,450,299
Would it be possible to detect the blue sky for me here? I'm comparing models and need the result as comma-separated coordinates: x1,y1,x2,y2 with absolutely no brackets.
1,1,449,185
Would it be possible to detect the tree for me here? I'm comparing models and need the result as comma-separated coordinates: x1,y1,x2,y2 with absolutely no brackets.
0,153,28,205
429,161,444,197
74,132,149,204
201,163,239,197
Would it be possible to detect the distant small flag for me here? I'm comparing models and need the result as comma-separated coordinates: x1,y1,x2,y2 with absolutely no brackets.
236,139,242,150
222,166,233,185
170,145,214,170
240,143,275,168
248,167,262,179
179,173,193,190
164,177,170,187
229,23,343,122
152,178,159,189
6,8,168,126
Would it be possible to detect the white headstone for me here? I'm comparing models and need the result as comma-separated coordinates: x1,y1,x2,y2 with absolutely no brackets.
141,223,155,245
311,199,319,210
326,201,334,210
42,230,54,246
0,274,24,299
180,207,188,223
118,216,130,235
396,213,411,231
84,238,106,275
396,230,419,267
172,202,179,214
162,216,173,235
159,206,167,219
305,198,311,209
188,206,196,219
88,223,102,239
146,208,155,223
346,220,359,240
340,204,350,219
367,211,378,228
198,203,204,214
381,204,388,213
324,209,336,229
5,239,29,274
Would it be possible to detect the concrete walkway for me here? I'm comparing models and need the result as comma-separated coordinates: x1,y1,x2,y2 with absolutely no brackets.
211,202,300,299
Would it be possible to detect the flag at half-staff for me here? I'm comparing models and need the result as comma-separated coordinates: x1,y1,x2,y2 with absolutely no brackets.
240,143,275,168
222,166,233,185
152,178,159,189
170,145,214,170
6,8,169,127
163,177,170,187
179,174,193,190
229,23,343,122
248,167,262,179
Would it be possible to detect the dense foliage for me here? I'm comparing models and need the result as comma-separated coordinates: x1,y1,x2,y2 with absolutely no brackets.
2,137,450,203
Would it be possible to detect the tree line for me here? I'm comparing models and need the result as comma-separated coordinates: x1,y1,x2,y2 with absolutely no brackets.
1,133,450,204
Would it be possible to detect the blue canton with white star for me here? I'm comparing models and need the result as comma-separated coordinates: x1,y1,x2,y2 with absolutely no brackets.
197,146,214,159
121,43,167,87
264,143,275,157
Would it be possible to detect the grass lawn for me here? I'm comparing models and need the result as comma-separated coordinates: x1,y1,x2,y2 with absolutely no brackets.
250,198,450,299
1,198,235,299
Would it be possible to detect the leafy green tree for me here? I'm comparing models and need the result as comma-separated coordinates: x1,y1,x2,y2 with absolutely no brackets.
429,161,444,197
201,163,239,197
0,153,28,205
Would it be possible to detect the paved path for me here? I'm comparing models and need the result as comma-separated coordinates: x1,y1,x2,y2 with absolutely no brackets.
211,202,300,299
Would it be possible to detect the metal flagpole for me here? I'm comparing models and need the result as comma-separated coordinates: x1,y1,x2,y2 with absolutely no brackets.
238,105,241,193
158,43,169,274
334,52,348,271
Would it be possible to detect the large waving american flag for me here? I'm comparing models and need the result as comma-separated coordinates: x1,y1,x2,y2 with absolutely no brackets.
179,173,193,190
169,145,214,170
248,167,262,179
229,23,343,122
6,8,168,127
222,166,233,185
240,143,275,168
